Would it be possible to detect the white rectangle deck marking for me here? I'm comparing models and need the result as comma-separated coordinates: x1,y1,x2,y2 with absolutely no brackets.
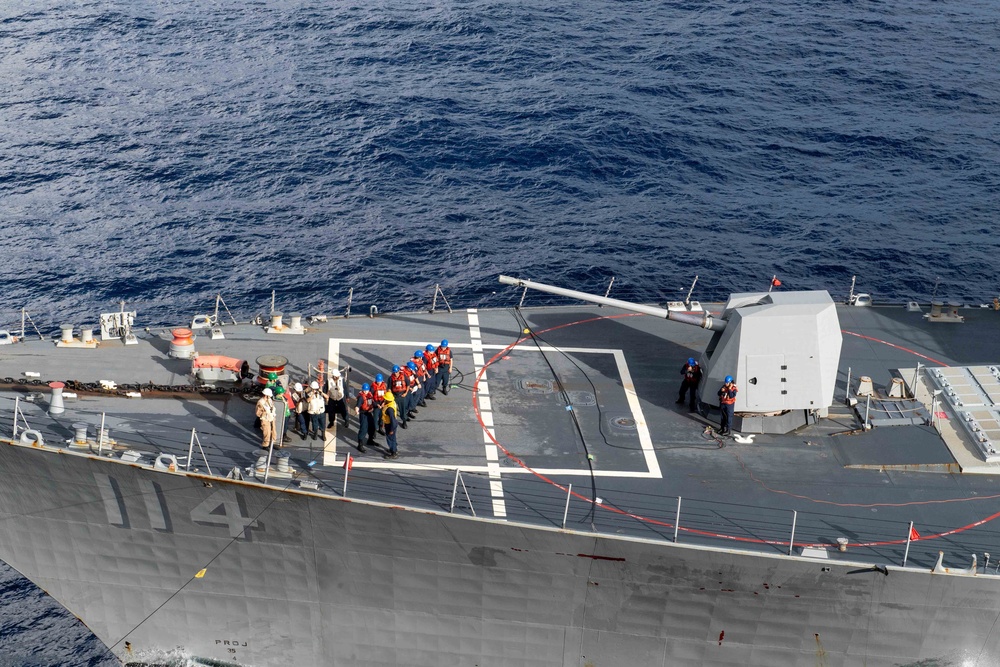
345,463,660,477
329,337,661,479
484,446,499,461
469,326,481,339
483,429,496,444
478,396,492,412
478,381,489,395
466,312,479,327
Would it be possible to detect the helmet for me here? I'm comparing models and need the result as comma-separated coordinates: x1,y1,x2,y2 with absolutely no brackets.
688,357,695,365
426,344,435,352
362,383,371,392
262,388,273,397
375,373,384,383
392,365,401,373
267,371,277,380
725,375,734,384
275,385,285,395
331,369,341,377
310,381,320,390
414,350,423,358
441,339,448,347
294,382,303,392
407,361,417,371
383,391,395,402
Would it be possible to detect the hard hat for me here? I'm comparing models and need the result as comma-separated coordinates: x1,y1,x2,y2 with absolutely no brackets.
383,391,395,402
688,357,695,365
262,388,273,397
294,383,303,392
310,381,320,390
267,371,278,380
441,339,448,347
331,369,341,377
426,344,435,352
362,383,371,392
414,350,423,358
375,373,384,382
407,361,417,370
725,375,734,384
275,386,285,395
393,365,401,373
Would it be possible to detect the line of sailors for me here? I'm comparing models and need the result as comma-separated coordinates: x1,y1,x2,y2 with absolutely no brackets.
354,340,453,459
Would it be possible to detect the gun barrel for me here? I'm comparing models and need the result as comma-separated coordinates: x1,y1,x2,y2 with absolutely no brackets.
498,275,725,331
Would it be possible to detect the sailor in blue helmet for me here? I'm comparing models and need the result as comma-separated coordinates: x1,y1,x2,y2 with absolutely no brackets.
354,382,377,452
422,344,440,400
717,375,738,436
436,339,452,395
677,357,703,412
405,361,420,419
389,365,409,429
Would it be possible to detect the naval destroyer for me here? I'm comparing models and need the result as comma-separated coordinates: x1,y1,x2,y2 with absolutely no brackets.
1,276,1000,666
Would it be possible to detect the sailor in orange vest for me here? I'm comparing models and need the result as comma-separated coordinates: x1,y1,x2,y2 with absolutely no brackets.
389,365,410,429
717,375,738,436
372,373,388,435
404,361,421,419
422,344,440,400
354,383,377,453
412,351,430,406
435,339,452,395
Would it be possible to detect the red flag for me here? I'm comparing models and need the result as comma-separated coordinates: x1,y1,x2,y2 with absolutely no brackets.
909,526,920,541
771,277,782,287
343,454,353,471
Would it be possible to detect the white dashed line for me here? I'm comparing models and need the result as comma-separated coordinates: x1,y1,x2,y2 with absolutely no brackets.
469,308,506,519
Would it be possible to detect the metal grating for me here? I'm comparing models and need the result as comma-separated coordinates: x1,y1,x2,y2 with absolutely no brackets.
929,366,1000,461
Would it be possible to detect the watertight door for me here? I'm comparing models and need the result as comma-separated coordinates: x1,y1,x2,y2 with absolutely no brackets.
745,354,785,411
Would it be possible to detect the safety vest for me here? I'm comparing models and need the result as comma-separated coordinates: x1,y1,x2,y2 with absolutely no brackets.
403,367,418,388
413,357,427,376
357,391,374,412
382,403,396,425
372,381,387,401
682,363,701,381
436,345,451,367
391,371,407,393
423,350,439,371
719,384,738,405
307,390,326,415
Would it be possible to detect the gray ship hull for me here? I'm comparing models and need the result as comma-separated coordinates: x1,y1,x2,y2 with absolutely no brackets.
2,439,998,667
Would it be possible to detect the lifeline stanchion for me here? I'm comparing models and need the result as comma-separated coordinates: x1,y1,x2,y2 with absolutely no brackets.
342,455,352,498
450,469,460,513
602,277,615,300
12,396,18,438
187,429,196,471
788,510,798,556
864,394,871,429
562,483,573,529
345,287,353,318
673,497,682,543
98,412,106,455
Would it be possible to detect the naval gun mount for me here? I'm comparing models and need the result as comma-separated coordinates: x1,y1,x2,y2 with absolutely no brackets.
499,276,842,434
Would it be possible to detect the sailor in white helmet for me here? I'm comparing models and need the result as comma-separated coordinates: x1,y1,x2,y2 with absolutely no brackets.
255,388,276,449
291,382,309,439
306,380,328,441
326,368,349,428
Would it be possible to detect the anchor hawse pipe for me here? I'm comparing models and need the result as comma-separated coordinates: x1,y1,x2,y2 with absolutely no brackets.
498,275,725,331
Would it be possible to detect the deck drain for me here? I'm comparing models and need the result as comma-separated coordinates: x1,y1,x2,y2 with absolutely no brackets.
611,417,636,430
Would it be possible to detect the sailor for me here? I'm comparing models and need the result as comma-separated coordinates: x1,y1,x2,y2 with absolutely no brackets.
372,373,388,435
355,383,377,452
381,390,399,460
326,369,349,429
255,388,276,449
306,380,328,441
436,339,452,395
404,361,420,419
412,351,430,405
291,382,309,438
717,376,738,436
275,385,293,444
422,344,439,400
677,357,702,411
390,365,409,429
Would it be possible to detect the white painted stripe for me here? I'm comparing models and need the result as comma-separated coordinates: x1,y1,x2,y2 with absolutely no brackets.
480,412,494,428
327,338,617,355
467,313,480,326
473,352,485,367
484,446,499,462
489,480,505,495
471,340,483,353
469,326,481,339
614,349,661,478
482,429,496,444
478,370,488,382
337,462,660,477
478,381,489,395
492,499,507,517
478,396,492,412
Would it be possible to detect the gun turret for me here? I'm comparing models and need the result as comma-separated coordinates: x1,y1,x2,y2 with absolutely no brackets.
500,275,843,434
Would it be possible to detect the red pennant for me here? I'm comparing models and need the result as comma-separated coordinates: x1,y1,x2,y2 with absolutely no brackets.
343,454,353,471
909,526,920,541
771,277,782,287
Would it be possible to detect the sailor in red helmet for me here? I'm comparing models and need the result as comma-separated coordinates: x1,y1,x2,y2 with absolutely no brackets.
717,375,738,436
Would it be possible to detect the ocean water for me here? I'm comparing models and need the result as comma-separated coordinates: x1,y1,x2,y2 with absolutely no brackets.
1,0,998,663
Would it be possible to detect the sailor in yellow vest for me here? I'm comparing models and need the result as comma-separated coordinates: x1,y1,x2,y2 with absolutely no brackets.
381,390,399,460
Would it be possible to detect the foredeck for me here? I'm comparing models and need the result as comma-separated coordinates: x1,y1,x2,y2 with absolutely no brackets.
3,301,1000,574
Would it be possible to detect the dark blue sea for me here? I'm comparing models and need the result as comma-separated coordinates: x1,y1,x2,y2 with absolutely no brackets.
1,0,998,664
